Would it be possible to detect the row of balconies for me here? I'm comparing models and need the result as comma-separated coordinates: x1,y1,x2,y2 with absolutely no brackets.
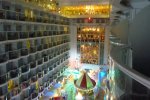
0,31,69,41
0,1,70,99
0,59,68,100
0,41,70,63
0,53,69,96
3,37,69,51
1,20,68,31
76,18,109,23
0,50,69,86
0,45,70,76
0,10,69,25
77,39,102,42
0,36,70,51
0,0,69,25
42,64,68,88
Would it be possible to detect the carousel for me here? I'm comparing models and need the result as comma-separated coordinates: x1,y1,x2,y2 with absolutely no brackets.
74,71,96,100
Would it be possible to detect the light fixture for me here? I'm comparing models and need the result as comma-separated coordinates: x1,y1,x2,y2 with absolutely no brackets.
60,4,112,18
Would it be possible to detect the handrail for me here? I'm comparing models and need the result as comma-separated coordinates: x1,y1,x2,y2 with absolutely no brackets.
110,41,126,46
110,45,150,89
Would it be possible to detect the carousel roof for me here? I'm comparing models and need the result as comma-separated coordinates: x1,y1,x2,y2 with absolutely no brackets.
75,71,96,90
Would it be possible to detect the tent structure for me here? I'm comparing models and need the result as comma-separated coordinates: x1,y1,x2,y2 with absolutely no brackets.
74,71,96,91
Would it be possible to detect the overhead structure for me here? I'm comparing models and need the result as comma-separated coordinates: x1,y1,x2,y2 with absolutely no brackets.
59,4,112,18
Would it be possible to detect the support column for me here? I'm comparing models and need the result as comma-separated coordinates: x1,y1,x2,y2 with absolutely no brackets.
103,26,110,65
69,24,77,62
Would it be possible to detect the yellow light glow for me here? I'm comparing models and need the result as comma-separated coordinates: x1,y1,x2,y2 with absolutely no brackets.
78,35,81,38
54,93,58,97
81,45,85,48
81,27,105,32
76,92,83,100
25,0,57,11
110,95,114,100
93,50,97,54
60,4,112,18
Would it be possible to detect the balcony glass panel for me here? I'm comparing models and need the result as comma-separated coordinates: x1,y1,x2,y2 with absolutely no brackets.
7,32,19,40
61,70,63,73
38,72,43,78
53,74,57,79
18,58,24,67
6,62,17,72
43,44,49,49
29,32,36,38
37,45,43,51
113,67,150,100
21,65,29,73
37,32,43,37
44,82,49,88
42,65,47,70
21,80,30,89
30,61,36,69
44,69,48,75
20,32,28,39
6,11,15,20
53,42,57,46
43,31,48,36
5,43,11,52
37,59,43,65
31,92,38,99
20,74,29,83
49,43,52,47
49,67,53,71
9,50,19,60
0,32,7,41
0,74,7,85
57,72,61,76
53,53,56,57
29,46,36,53
20,48,28,56
11,87,21,97
0,85,8,96
19,13,25,21
31,76,37,83
36,16,42,22
0,10,5,19
0,53,8,63
39,86,44,93
49,78,53,83
0,95,7,100
9,69,19,78
44,56,48,62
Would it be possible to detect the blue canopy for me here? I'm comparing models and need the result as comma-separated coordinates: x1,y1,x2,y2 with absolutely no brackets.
44,91,54,97
53,83,62,89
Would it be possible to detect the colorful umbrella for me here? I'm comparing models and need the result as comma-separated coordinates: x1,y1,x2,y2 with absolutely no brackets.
75,71,96,90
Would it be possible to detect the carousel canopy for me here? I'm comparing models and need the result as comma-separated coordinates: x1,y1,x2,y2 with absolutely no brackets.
75,71,96,90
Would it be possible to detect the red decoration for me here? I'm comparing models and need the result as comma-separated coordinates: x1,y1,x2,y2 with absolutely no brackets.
80,74,87,88
75,72,96,90
88,17,93,23
52,96,64,100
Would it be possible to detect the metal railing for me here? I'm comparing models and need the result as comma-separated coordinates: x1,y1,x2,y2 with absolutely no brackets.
110,37,150,89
